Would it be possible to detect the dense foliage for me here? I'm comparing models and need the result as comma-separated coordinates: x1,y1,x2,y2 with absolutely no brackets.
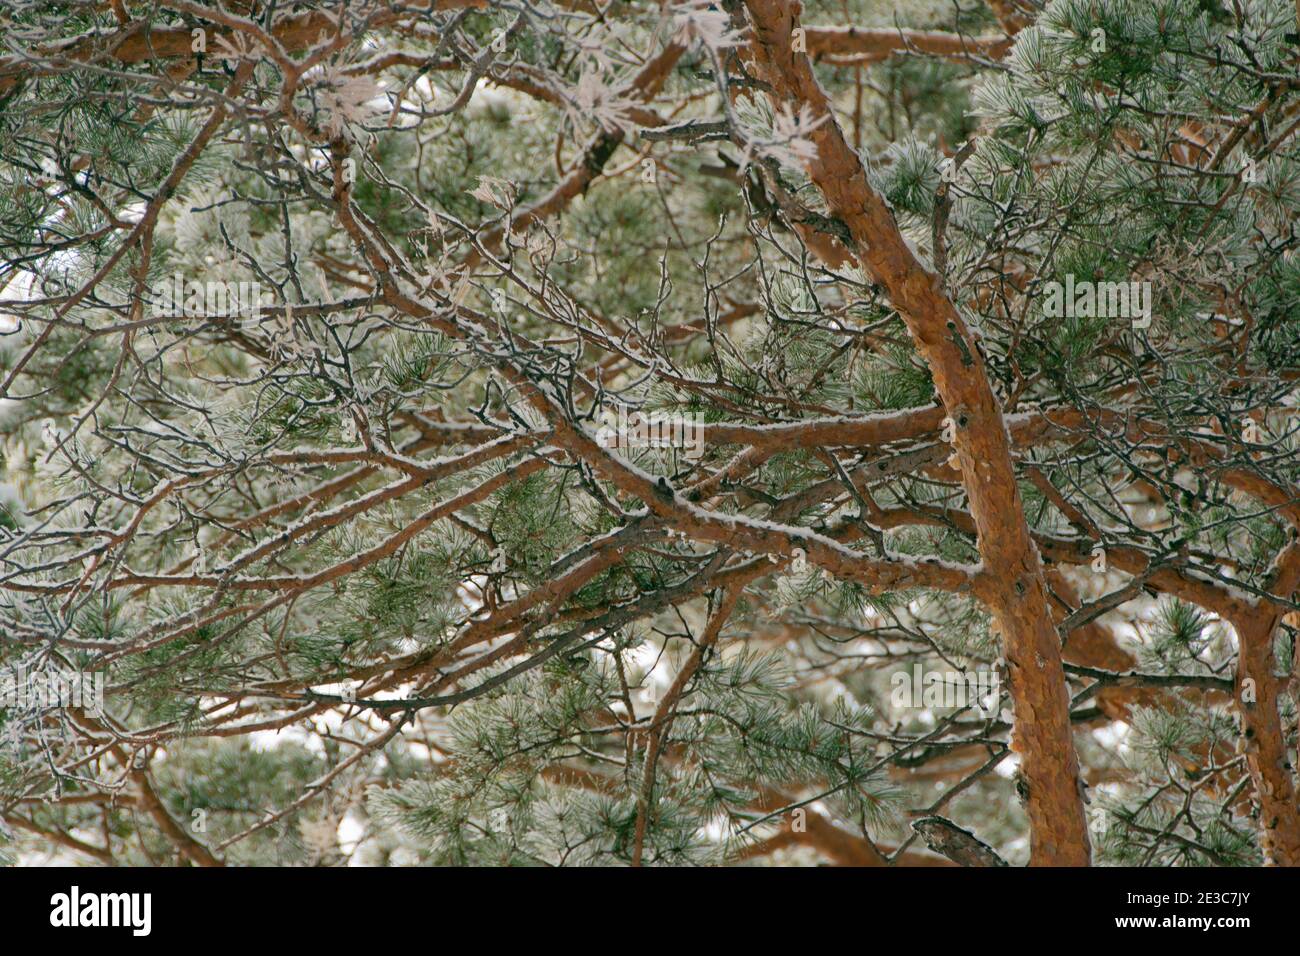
0,0,1297,867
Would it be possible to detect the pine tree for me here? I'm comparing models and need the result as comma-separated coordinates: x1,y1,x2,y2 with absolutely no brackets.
0,0,1296,867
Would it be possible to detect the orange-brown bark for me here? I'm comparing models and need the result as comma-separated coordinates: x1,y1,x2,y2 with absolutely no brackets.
1229,548,1300,865
737,0,1090,865
0,1,487,95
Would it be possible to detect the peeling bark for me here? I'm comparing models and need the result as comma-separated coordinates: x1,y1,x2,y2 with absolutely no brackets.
1230,549,1300,865
736,0,1090,865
